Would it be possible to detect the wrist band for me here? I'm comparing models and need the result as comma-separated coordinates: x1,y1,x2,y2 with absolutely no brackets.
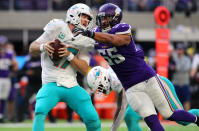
40,43,45,52
91,31,95,38
67,53,74,61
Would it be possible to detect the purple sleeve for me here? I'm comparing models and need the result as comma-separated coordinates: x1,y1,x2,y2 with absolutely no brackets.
6,52,13,59
111,23,131,34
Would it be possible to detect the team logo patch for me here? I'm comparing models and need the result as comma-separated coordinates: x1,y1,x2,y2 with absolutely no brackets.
58,32,66,40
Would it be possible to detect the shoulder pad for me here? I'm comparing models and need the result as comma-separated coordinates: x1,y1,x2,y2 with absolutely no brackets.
91,26,99,32
44,19,66,34
112,23,131,35
44,19,74,42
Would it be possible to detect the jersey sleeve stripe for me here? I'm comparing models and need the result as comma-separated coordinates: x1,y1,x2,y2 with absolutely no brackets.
115,28,131,35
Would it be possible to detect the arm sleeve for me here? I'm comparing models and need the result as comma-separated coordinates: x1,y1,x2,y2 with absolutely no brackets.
114,23,131,35
35,32,53,44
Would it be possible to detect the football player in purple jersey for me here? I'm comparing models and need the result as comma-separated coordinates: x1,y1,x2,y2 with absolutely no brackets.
0,35,18,123
72,3,199,131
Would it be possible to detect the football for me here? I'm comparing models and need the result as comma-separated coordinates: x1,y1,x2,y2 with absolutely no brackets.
49,39,64,65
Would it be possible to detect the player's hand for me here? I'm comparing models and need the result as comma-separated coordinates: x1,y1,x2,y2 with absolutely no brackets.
26,69,34,76
43,41,55,58
58,43,70,57
72,27,95,38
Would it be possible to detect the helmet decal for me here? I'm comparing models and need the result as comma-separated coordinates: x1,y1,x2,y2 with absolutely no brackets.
87,66,111,95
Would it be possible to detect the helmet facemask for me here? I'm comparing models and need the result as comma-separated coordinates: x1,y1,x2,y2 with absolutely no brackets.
96,14,113,32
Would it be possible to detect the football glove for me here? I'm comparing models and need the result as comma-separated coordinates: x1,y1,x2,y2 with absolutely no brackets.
72,27,95,38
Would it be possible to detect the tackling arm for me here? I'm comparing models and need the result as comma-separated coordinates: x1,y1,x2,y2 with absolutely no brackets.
93,32,131,46
72,27,131,46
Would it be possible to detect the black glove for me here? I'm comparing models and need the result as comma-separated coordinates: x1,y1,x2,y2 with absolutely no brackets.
72,27,95,38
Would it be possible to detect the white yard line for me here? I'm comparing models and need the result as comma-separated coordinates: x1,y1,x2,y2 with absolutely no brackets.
0,122,147,128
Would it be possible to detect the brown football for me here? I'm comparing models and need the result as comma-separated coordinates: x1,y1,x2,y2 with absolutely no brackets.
49,39,64,65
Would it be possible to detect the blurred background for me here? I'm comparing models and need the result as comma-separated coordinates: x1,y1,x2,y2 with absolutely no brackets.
0,0,199,125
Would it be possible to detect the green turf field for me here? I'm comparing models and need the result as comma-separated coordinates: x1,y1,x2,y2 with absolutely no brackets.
0,120,198,131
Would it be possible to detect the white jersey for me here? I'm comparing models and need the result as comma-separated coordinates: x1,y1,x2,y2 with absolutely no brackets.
36,19,95,88
107,66,123,94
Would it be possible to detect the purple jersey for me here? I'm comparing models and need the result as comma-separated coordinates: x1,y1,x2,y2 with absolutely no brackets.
0,52,13,78
94,23,156,90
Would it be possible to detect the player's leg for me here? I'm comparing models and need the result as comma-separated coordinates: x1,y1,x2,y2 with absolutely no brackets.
126,82,165,131
150,76,198,125
8,86,16,121
160,76,184,110
0,78,11,122
189,109,199,116
33,83,59,131
160,76,199,126
60,85,101,131
18,84,34,122
124,105,142,131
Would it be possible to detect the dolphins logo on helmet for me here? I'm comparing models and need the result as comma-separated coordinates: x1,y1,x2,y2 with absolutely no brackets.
87,66,111,95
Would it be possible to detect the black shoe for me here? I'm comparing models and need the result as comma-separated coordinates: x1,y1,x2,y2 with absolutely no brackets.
17,117,24,122
9,118,16,123
67,119,73,123
196,116,199,126
0,119,4,123
49,117,56,123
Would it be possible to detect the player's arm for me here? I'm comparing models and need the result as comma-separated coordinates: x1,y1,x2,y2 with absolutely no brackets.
107,67,128,131
70,57,90,75
72,26,131,46
58,43,90,75
29,19,63,57
111,88,128,131
29,32,55,57
93,33,131,46
11,57,18,72
190,55,199,77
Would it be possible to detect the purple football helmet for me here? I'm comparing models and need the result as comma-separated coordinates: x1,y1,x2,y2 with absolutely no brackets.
96,3,122,32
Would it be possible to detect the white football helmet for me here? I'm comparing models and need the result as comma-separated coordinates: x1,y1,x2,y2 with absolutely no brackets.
65,3,93,30
87,66,111,95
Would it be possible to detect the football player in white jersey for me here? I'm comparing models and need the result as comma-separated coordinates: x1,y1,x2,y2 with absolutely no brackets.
29,3,101,131
87,66,128,131
87,66,199,131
